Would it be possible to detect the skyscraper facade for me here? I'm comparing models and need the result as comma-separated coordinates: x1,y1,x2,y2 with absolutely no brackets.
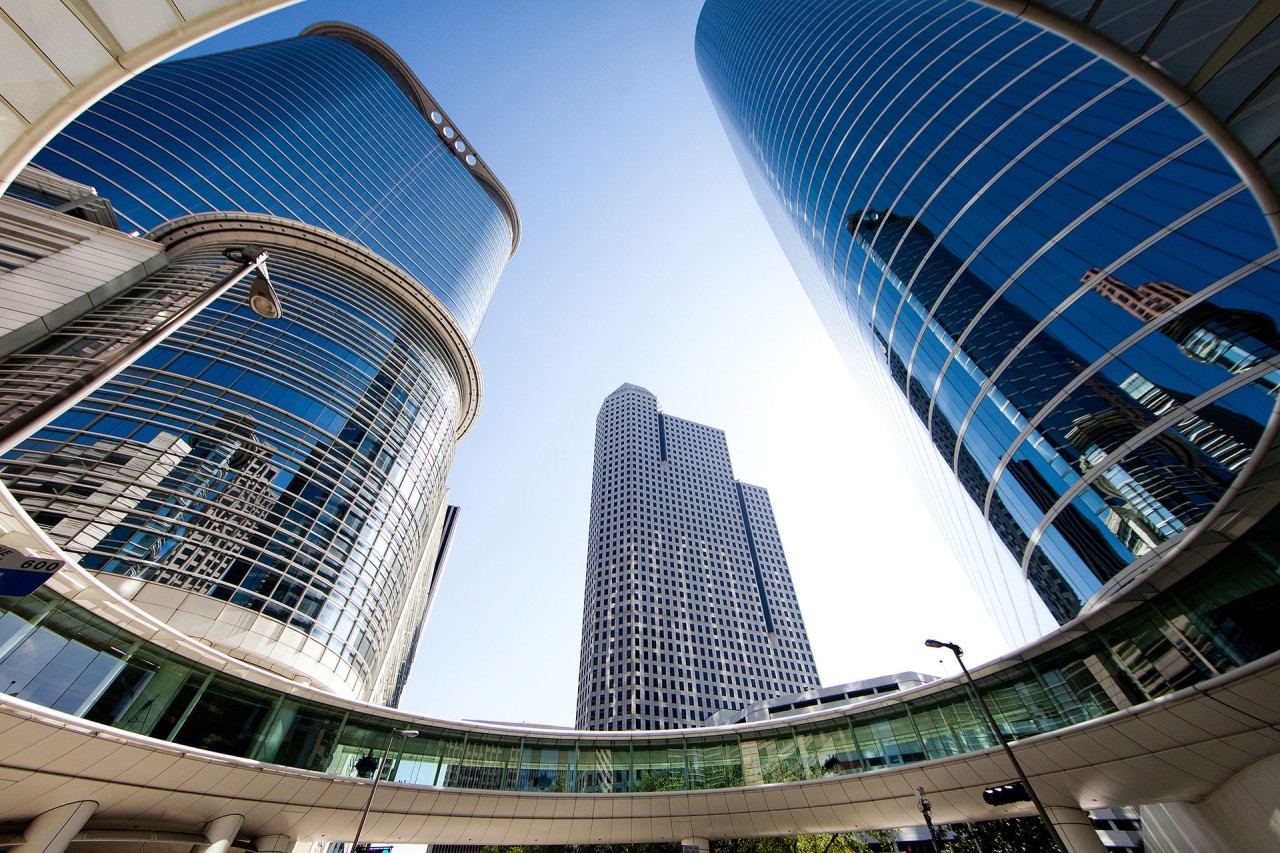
696,0,1280,643
29,22,517,341
0,24,518,704
576,384,819,730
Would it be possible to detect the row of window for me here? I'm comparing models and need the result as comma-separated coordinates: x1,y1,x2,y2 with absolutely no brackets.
579,391,818,728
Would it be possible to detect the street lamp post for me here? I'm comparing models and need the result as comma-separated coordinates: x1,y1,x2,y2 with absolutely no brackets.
0,246,282,597
349,728,419,853
925,639,1068,853
0,246,279,458
916,786,942,853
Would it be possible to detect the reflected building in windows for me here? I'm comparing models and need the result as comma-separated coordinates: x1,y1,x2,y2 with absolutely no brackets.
5,416,281,595
79,415,281,594
0,23,518,704
696,0,1280,642
4,430,192,555
1085,267,1280,396
575,384,820,731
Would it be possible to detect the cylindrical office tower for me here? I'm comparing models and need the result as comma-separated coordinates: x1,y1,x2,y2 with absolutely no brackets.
696,0,1280,642
1,25,517,703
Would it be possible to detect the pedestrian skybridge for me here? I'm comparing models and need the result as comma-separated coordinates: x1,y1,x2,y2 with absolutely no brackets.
1,478,1278,848
0,541,1266,793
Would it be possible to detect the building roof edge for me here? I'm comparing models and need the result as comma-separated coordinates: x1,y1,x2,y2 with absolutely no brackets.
300,21,522,257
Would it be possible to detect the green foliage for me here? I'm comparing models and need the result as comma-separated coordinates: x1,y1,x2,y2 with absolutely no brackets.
941,817,1056,852
854,830,899,851
479,832,897,853
759,757,804,784
481,844,680,853
713,832,885,853
714,836,799,853
758,757,828,784
690,763,745,789
635,769,686,792
476,820,1055,853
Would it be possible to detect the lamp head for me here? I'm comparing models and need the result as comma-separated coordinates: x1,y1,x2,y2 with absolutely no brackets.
247,268,282,320
925,639,962,656
395,729,420,738
222,245,265,264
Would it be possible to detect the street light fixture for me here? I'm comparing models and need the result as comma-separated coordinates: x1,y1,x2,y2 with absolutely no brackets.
349,728,418,853
0,245,283,595
0,246,280,458
925,639,1068,853
916,786,942,853
223,245,282,320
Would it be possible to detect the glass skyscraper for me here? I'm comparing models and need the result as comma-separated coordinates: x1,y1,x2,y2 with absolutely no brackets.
0,24,518,704
29,22,516,341
576,384,820,730
3,8,1280,850
696,0,1280,642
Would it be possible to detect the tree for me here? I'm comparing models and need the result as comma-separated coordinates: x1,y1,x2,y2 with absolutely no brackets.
481,844,680,853
941,817,1056,852
713,832,891,853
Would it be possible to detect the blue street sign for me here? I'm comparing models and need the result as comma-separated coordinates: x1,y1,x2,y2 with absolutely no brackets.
0,545,65,596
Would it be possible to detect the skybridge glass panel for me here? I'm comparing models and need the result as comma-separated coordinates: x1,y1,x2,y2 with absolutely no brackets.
0,503,1275,789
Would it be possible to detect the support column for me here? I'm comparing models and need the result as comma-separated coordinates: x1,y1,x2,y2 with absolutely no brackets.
1141,803,1232,853
681,837,710,853
1044,806,1106,853
253,835,296,853
12,801,97,853
203,814,245,853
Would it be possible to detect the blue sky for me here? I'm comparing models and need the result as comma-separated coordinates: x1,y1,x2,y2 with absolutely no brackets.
182,0,1012,726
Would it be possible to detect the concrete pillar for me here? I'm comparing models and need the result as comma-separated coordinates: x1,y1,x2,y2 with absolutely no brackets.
12,801,98,853
1044,806,1106,853
253,835,296,853
680,837,710,853
1141,803,1232,853
1149,751,1280,850
203,814,245,853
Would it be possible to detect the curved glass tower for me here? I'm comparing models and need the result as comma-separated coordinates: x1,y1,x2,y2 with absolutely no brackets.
696,0,1280,641
0,25,517,703
30,22,516,342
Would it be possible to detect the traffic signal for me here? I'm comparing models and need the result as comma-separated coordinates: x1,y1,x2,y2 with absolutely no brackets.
983,781,1031,806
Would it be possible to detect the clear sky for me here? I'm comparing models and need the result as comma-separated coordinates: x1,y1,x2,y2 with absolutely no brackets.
182,0,1012,726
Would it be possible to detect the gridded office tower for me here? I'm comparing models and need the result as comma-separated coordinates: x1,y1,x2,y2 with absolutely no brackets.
696,0,1280,644
575,384,820,730
0,24,517,704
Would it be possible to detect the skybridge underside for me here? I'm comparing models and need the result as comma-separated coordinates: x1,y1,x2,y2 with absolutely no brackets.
0,652,1276,848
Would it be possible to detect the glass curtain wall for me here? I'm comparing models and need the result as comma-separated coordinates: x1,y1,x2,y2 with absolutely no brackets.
0,501,1275,791
695,0,1280,630
29,30,512,340
2,238,462,688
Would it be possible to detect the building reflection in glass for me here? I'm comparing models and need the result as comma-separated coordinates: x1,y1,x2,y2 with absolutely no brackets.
696,0,1280,638
82,415,279,595
1085,268,1280,396
849,209,1241,622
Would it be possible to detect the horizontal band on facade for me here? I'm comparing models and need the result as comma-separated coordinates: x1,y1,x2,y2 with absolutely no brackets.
302,21,522,256
146,211,483,441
